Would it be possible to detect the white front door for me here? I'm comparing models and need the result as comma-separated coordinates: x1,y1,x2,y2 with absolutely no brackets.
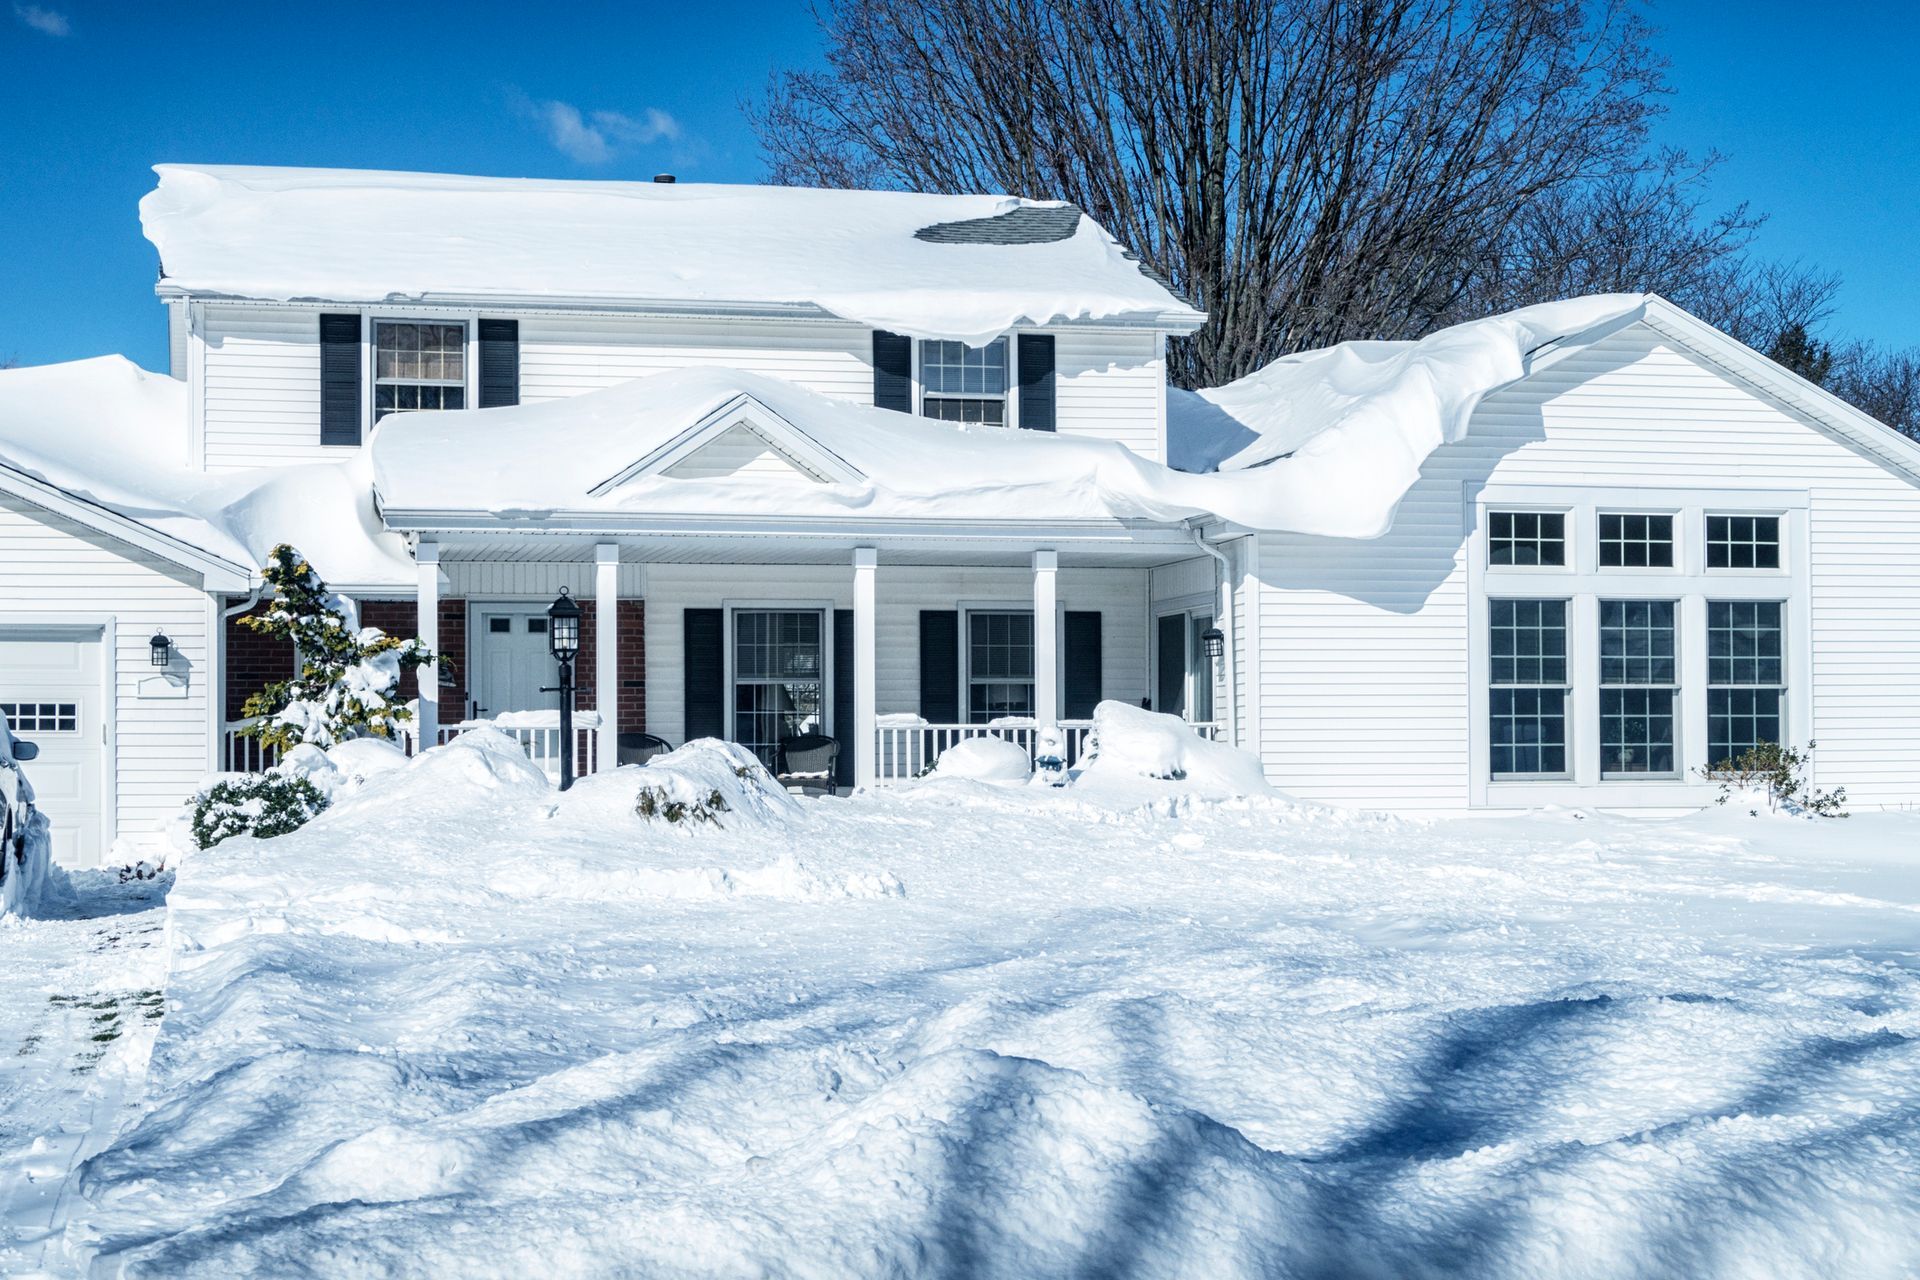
471,605,557,719
1,631,105,867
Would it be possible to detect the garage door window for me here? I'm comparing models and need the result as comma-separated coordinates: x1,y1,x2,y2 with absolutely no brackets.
1,702,78,732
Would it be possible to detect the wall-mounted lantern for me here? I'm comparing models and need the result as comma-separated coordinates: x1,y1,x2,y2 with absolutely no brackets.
1200,627,1226,662
149,631,173,668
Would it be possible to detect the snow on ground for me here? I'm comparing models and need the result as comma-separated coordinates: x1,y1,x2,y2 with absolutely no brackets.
12,731,1920,1276
0,869,172,1274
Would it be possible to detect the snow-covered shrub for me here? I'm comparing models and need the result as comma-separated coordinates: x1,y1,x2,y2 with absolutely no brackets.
929,736,1032,783
631,739,801,829
238,544,433,754
189,773,330,849
1075,701,1270,797
1701,741,1848,818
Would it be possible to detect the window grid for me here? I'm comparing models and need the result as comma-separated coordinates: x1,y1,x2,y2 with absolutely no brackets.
1487,511,1566,567
374,321,467,422
1489,599,1569,778
1708,600,1785,765
1599,600,1677,777
921,339,1009,426
732,610,825,769
1598,513,1675,568
0,702,78,733
968,611,1035,724
1707,515,1782,570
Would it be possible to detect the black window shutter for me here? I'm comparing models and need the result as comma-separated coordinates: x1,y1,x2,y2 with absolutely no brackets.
1016,333,1056,432
1064,611,1103,720
683,609,725,742
833,609,855,787
478,318,520,408
874,331,913,413
919,610,960,722
319,313,363,446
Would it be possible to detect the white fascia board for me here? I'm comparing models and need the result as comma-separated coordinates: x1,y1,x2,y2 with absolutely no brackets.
590,393,865,495
376,508,1194,545
0,462,252,592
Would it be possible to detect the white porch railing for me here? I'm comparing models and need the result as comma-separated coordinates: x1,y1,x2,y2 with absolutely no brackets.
872,717,1220,785
221,720,281,773
440,711,600,785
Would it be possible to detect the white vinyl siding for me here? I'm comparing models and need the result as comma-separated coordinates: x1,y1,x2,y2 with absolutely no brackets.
519,315,875,404
0,492,213,861
199,304,328,470
1250,321,1920,811
1052,329,1165,460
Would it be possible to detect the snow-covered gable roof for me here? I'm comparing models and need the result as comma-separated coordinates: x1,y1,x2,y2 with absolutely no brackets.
598,392,865,491
0,357,413,588
139,166,1204,346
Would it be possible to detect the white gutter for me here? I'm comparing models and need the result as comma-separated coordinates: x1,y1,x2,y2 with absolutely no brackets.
1187,523,1239,750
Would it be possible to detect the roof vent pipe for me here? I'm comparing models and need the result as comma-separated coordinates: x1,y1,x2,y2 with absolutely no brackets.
653,173,676,184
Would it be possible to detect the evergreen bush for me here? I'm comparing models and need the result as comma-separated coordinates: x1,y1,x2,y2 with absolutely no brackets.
190,774,330,849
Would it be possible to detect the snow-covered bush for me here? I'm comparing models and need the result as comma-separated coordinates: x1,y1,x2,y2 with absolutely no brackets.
1075,701,1270,797
238,544,433,754
929,736,1032,783
631,739,801,829
1702,741,1848,818
189,773,331,850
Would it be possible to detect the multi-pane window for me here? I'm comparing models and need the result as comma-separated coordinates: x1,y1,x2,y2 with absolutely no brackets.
1487,511,1566,567
1707,515,1782,569
1599,600,1677,776
1598,513,1675,568
374,321,466,421
0,702,77,733
920,339,1009,424
732,610,824,769
968,611,1035,723
1489,599,1569,777
1708,601,1784,765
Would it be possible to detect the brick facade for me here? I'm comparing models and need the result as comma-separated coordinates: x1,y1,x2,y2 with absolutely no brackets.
223,604,294,721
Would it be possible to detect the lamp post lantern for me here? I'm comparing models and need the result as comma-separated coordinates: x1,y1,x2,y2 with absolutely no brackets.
546,588,583,790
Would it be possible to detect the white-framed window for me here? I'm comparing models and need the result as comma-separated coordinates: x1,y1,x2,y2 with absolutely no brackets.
966,610,1034,722
374,320,468,421
920,338,1010,425
0,702,77,733
731,609,825,769
1488,598,1570,779
1706,514,1782,570
1598,512,1674,568
1707,600,1785,764
1487,510,1566,567
1599,599,1678,777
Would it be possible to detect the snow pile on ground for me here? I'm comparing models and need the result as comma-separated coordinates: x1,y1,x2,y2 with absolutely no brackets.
140,165,1199,347
618,739,802,829
0,357,413,586
1074,701,1270,800
929,736,1033,783
277,738,413,800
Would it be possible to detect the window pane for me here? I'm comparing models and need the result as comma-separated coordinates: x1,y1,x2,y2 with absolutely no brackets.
1599,599,1676,685
923,396,1006,425
968,610,1035,723
1601,688,1676,775
1488,511,1565,567
1490,598,1567,685
920,339,1008,395
732,610,824,768
1708,601,1784,685
1489,598,1569,777
1709,687,1783,765
1707,515,1781,570
1598,513,1674,568
1490,687,1567,776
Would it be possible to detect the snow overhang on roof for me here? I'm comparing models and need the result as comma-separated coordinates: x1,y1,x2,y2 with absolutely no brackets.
140,165,1205,344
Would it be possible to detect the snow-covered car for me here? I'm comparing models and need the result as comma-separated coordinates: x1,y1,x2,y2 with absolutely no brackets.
1,709,41,874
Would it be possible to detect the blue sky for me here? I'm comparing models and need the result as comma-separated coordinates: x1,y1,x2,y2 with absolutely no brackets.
1,0,1915,371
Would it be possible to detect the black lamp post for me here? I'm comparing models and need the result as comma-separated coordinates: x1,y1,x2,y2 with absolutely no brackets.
546,588,582,790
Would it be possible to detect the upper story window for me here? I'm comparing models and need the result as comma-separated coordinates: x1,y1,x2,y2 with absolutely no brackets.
1488,511,1566,567
1706,515,1781,569
921,339,1008,425
1598,513,1674,568
374,322,466,421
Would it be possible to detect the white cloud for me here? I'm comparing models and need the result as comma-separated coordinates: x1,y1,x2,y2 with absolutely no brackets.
13,3,71,35
528,97,681,165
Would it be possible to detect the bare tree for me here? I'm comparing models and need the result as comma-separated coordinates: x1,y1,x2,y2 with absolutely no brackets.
755,0,1752,387
1830,343,1920,440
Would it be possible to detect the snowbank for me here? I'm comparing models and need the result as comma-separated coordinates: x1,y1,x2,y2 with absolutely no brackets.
1075,701,1271,799
0,356,413,586
930,736,1033,783
140,165,1200,347
619,738,801,829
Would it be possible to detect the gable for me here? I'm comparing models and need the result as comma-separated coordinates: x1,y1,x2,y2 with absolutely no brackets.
660,422,832,483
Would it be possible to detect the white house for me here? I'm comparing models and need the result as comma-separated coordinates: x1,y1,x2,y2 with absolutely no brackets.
3,164,1918,866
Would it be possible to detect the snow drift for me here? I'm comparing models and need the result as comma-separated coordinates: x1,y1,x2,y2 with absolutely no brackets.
1076,701,1271,799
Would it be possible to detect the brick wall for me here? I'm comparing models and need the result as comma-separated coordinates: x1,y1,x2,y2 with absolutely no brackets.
223,604,294,721
566,600,645,733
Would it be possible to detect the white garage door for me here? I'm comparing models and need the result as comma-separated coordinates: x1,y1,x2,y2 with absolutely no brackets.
1,631,104,868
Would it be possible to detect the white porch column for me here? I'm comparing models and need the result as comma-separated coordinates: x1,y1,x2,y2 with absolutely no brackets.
415,542,440,752
595,543,620,773
853,547,877,789
1033,549,1059,729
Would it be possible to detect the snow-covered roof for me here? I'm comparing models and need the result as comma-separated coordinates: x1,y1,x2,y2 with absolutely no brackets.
0,358,412,587
376,295,1651,538
139,165,1203,346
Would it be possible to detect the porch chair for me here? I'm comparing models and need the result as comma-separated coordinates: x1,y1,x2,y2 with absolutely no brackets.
617,732,674,767
777,733,841,795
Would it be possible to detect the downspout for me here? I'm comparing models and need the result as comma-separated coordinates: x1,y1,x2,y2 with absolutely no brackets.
1187,523,1239,749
